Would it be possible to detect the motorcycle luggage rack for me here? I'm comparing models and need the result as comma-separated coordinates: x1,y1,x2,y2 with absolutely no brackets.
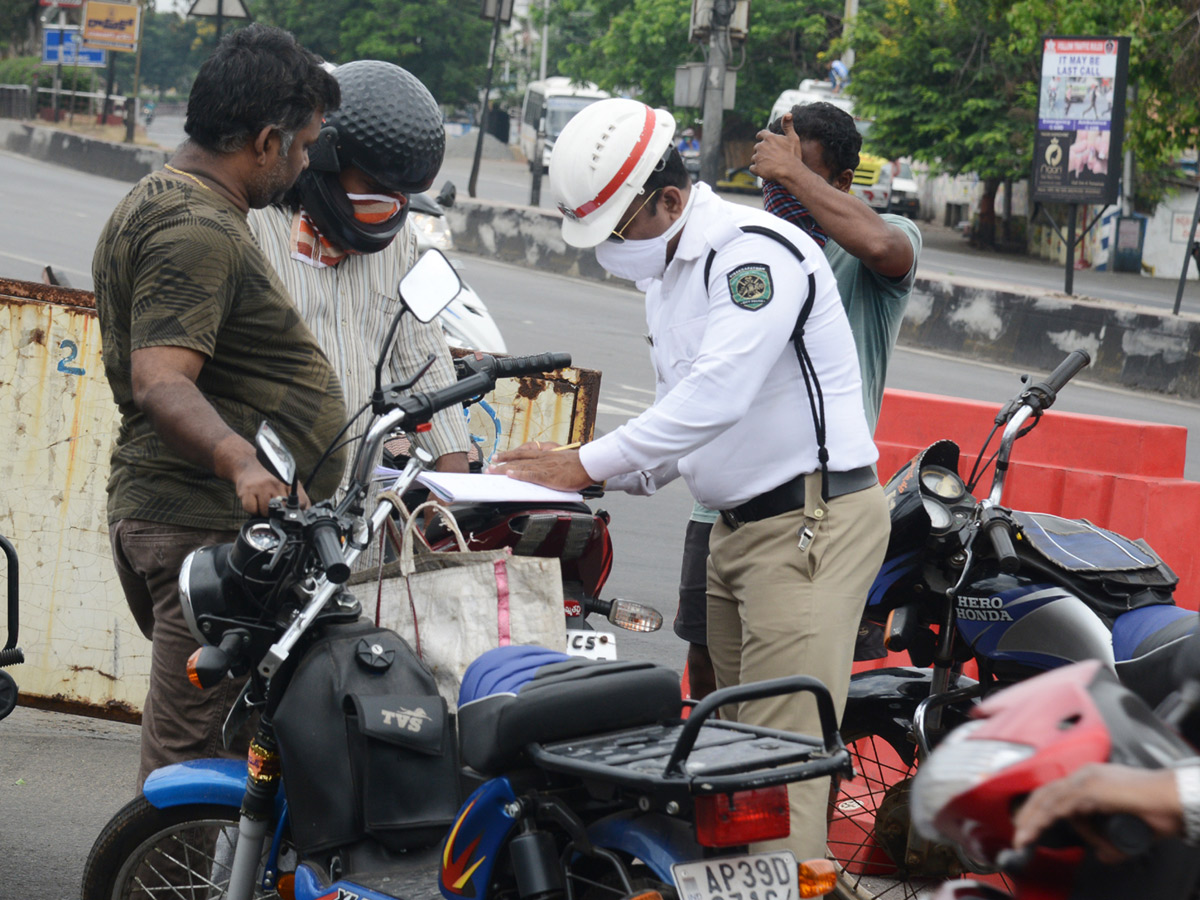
525,675,852,802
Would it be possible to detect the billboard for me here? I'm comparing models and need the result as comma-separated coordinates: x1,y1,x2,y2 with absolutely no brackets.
82,0,141,53
1032,36,1130,205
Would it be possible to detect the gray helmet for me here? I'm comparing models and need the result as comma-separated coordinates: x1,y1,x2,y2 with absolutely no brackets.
298,60,445,253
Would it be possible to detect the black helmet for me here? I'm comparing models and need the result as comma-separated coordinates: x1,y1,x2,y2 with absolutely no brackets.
297,60,445,254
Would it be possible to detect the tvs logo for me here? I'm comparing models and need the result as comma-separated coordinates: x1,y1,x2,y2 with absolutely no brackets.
381,705,432,733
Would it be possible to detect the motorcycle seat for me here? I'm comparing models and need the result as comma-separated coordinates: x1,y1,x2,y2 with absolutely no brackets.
1113,605,1197,708
457,646,682,775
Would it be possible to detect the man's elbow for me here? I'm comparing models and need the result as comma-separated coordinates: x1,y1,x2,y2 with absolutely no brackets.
863,233,913,278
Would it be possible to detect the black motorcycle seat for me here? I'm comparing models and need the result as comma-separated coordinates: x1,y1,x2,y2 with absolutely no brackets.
457,646,682,775
1113,606,1197,708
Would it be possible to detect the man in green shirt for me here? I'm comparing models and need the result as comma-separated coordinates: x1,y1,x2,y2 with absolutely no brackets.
93,24,343,786
676,100,921,699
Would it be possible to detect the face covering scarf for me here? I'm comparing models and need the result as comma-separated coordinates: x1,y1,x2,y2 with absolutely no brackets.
291,191,407,268
593,186,698,283
761,178,828,248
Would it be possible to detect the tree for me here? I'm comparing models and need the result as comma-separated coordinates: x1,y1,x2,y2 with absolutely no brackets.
551,0,842,136
0,0,37,58
844,0,1030,245
845,0,1200,242
253,0,492,109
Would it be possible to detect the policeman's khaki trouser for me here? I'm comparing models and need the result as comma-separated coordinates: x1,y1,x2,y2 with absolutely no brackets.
706,474,889,862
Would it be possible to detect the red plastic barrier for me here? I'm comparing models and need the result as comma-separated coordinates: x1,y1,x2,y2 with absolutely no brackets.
858,387,1200,675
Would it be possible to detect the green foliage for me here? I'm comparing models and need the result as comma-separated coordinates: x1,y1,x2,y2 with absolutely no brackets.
552,0,843,132
253,0,492,108
846,0,1031,180
0,0,38,57
846,0,1200,206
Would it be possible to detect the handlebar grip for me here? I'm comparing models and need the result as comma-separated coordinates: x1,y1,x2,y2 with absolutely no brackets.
1041,350,1091,397
982,511,1020,574
491,352,572,379
1105,813,1154,856
310,520,350,585
399,371,494,423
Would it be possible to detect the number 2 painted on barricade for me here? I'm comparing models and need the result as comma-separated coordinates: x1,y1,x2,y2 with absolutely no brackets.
58,340,86,376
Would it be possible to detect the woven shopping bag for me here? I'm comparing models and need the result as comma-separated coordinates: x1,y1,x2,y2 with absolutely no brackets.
348,500,565,708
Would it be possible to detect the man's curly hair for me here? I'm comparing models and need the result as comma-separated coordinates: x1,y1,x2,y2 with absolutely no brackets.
770,101,862,176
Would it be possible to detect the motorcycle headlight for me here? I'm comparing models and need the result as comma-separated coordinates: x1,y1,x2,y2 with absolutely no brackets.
410,212,454,251
179,544,231,646
911,721,1035,849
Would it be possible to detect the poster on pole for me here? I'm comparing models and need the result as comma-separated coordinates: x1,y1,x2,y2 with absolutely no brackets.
82,0,140,53
1031,35,1129,205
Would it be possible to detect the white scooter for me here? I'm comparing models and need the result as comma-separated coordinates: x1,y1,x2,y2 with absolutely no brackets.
409,181,507,353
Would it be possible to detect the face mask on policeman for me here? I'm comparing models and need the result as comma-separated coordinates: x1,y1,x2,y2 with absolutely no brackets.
593,184,695,283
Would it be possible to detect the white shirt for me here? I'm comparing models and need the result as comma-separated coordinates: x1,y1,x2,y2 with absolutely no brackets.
247,205,470,466
580,183,877,509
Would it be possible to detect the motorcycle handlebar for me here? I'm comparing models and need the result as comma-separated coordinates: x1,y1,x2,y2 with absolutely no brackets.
396,371,495,423
981,512,1019,574
310,519,350,585
1025,350,1091,413
491,352,572,378
455,352,572,382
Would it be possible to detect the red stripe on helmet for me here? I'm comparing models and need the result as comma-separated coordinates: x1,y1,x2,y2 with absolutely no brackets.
572,106,657,220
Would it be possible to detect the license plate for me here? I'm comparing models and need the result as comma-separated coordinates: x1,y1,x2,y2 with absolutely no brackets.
672,851,798,900
565,629,617,659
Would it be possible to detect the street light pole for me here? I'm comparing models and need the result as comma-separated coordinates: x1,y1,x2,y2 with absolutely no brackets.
698,0,732,187
469,2,505,199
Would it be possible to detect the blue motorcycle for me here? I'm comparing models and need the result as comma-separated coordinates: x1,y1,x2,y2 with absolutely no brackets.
827,350,1197,900
82,253,852,900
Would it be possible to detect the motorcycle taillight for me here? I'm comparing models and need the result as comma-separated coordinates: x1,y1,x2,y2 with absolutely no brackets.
694,786,790,847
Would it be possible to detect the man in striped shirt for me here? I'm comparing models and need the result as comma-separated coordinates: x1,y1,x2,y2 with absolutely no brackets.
249,60,470,479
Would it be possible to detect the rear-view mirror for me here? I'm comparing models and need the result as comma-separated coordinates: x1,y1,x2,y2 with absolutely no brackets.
399,250,462,323
255,421,297,488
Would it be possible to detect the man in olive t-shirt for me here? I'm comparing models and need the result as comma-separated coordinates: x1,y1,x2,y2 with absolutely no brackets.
92,25,343,786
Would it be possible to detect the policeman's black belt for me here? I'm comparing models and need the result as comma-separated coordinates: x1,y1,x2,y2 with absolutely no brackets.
719,465,877,530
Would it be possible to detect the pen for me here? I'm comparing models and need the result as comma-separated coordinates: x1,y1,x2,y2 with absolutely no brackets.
551,442,583,452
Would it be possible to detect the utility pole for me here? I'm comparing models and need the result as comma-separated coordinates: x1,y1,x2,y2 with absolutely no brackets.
469,0,507,199
698,0,733,187
842,0,857,69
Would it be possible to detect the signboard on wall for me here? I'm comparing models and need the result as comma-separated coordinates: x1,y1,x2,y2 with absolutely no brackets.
82,0,140,52
1031,35,1130,205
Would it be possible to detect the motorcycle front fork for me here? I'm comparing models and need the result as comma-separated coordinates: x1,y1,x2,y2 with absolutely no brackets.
227,721,285,900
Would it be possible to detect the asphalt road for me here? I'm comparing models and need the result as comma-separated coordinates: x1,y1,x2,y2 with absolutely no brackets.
0,147,1197,899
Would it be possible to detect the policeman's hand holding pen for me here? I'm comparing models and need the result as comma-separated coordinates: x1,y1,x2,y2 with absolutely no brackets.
488,441,595,492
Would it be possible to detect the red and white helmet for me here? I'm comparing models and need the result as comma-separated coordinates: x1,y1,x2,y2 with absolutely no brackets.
548,98,677,248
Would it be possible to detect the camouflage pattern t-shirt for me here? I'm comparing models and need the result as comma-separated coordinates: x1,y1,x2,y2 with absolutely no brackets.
93,172,348,531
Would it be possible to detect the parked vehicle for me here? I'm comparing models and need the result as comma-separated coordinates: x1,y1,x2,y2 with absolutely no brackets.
888,160,920,219
828,350,1196,900
519,78,610,173
911,646,1200,899
0,532,22,721
81,250,850,900
408,181,507,354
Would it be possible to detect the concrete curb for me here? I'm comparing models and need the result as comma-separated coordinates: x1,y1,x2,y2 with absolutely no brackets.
0,120,167,183
6,119,1196,398
445,201,1200,400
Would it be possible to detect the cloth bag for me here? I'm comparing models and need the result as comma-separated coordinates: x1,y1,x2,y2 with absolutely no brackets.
347,500,565,708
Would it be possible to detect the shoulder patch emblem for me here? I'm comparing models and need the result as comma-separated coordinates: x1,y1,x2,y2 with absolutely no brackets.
727,264,773,310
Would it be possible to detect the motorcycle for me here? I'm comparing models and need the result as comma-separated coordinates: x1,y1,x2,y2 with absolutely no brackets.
0,532,22,720
409,180,507,354
81,249,852,900
828,350,1197,899
910,634,1200,899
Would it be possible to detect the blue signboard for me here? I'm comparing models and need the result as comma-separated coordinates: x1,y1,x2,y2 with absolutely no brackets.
41,28,107,67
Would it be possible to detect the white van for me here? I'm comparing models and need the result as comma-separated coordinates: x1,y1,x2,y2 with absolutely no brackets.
768,79,860,131
520,77,610,172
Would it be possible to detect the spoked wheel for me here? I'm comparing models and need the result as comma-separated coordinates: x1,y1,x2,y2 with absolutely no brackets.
828,732,1012,900
82,796,293,900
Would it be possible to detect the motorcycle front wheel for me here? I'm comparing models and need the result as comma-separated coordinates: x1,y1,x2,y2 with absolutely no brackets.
828,731,1011,900
81,796,292,900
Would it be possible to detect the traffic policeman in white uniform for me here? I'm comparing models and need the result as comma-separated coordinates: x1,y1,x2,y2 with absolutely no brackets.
491,98,890,859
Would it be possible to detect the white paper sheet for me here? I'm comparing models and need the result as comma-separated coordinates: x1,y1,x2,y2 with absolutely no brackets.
415,472,584,504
